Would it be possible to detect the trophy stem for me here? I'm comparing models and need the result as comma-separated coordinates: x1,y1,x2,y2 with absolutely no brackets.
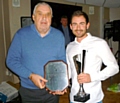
77,83,86,97
74,83,90,102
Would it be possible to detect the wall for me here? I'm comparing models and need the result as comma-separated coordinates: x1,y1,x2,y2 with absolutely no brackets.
0,0,13,83
0,0,7,83
9,0,31,39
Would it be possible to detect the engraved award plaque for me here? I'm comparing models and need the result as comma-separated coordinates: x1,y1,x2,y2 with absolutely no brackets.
73,50,90,102
44,60,69,92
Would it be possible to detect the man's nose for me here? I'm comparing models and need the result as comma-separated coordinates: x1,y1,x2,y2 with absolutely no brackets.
42,14,47,19
76,24,81,29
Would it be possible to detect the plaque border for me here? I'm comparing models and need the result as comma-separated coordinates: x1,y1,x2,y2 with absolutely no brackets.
44,60,69,91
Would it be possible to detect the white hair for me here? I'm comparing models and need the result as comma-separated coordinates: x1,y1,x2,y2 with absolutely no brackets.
33,2,53,17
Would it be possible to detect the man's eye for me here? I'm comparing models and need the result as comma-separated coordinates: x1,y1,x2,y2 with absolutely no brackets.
38,13,42,15
46,13,51,17
80,22,85,25
72,23,77,27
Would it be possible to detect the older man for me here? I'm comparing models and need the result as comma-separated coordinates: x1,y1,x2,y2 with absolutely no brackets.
6,2,66,103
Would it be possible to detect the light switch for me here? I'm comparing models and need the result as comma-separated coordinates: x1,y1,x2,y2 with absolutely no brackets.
12,0,20,7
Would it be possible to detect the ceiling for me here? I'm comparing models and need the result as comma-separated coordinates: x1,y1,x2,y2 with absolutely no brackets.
65,0,120,8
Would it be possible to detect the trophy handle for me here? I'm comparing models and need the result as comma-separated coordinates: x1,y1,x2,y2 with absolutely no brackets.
82,50,86,72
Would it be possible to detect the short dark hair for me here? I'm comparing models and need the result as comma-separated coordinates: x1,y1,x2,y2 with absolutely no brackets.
61,15,68,19
71,10,89,24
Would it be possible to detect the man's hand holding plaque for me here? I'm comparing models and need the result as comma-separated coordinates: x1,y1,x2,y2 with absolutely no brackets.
48,88,67,95
29,73,48,89
44,60,69,95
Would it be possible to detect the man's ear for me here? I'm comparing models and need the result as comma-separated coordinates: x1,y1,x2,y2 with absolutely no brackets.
87,22,90,29
70,24,72,30
32,15,35,21
60,19,62,23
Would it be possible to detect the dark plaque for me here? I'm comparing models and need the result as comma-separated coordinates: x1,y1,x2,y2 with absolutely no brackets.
73,50,90,102
44,60,69,92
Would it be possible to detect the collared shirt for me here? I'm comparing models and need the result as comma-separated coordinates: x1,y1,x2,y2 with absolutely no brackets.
66,33,119,103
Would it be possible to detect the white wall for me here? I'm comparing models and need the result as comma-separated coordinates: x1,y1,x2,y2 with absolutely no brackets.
110,8,120,21
9,0,31,39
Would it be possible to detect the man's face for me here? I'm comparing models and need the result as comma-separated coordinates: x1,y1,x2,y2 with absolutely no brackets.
32,5,52,35
61,18,68,27
70,16,90,41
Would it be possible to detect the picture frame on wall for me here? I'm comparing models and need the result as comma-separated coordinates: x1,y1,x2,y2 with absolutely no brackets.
21,17,33,27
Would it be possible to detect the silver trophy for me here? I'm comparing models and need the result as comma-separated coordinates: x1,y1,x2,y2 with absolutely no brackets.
73,50,90,102
44,60,69,92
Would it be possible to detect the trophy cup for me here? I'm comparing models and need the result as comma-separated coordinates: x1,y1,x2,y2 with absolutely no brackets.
44,60,69,92
73,50,90,102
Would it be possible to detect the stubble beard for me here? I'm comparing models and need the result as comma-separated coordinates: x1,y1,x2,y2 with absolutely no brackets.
75,30,86,38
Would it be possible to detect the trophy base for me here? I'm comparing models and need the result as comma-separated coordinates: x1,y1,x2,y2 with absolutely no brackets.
74,93,90,102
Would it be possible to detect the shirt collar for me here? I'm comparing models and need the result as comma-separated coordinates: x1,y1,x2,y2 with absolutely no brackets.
74,32,92,44
31,24,51,37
